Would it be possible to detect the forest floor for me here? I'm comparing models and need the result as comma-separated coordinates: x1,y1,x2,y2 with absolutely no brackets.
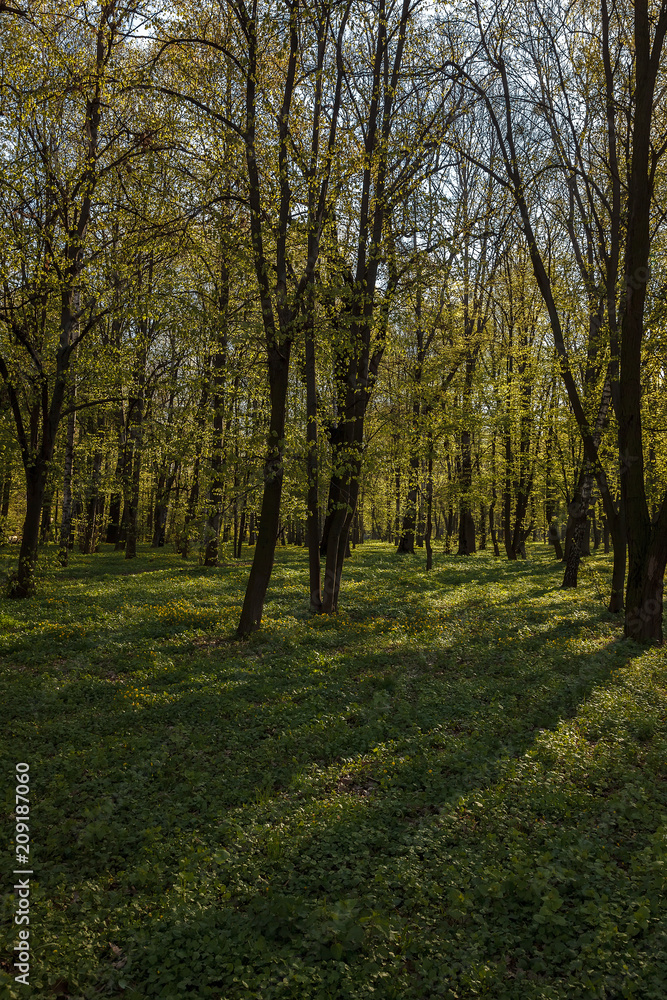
1,542,666,999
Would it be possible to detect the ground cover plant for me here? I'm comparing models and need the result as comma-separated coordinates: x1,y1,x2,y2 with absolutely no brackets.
1,542,667,999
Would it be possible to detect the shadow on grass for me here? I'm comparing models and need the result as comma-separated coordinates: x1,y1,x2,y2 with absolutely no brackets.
1,543,662,998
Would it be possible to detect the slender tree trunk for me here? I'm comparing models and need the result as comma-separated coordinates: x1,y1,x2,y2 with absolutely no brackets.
503,417,515,561
82,445,104,554
237,504,246,560
59,405,76,566
545,406,564,559
125,433,142,560
304,285,322,610
425,446,434,571
592,508,601,550
562,470,594,588
181,456,201,559
1,461,10,519
237,347,292,634
457,427,476,555
40,481,53,543
398,395,420,554
457,353,477,556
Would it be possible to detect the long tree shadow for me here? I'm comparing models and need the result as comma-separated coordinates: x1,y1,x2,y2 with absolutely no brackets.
6,608,651,996
89,632,658,998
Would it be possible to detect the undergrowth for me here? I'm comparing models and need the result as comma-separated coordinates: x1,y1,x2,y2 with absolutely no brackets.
1,542,666,999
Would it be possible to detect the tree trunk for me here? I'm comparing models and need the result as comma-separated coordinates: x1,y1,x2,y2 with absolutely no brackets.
125,434,142,560
82,444,104,554
237,505,246,559
237,347,291,635
457,428,476,556
503,417,515,560
9,469,45,598
58,406,76,566
562,471,594,588
398,397,420,554
479,502,487,550
617,2,667,642
1,461,10,519
592,509,601,550
40,482,53,543
304,285,322,611
106,427,126,545
425,447,434,571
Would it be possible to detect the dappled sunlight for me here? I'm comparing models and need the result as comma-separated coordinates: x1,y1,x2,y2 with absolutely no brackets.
1,543,665,997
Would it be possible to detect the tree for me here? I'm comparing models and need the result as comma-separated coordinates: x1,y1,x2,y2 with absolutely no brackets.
0,2,151,594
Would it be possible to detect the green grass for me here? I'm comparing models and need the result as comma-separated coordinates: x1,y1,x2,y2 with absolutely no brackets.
1,541,666,999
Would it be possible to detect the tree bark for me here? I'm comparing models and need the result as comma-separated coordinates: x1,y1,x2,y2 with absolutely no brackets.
237,347,291,633
58,405,76,566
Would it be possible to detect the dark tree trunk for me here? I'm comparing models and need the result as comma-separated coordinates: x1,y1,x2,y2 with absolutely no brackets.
479,502,487,550
489,502,500,557
548,520,564,561
40,482,53,543
304,280,322,610
489,434,500,556
58,406,76,566
82,442,104,554
503,414,515,560
9,469,45,598
425,446,434,571
445,500,455,554
592,509,601,550
457,357,477,557
545,404,564,560
580,518,591,556
398,395,420,554
152,463,178,548
617,0,667,642
562,471,594,588
237,505,246,559
124,266,149,561
205,261,230,567
106,427,126,545
235,0,347,634
394,466,400,544
237,347,292,634
1,462,10,519
181,455,201,559
125,435,142,560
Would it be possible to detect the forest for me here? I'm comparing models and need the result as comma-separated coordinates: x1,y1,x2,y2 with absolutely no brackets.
1,1,667,998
